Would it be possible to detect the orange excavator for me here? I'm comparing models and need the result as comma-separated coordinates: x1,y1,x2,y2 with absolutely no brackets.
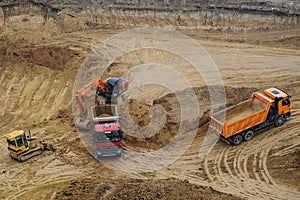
76,77,128,120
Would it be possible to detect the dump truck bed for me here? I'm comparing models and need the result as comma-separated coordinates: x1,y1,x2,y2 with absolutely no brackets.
210,96,269,138
75,105,119,130
213,98,266,124
92,105,118,119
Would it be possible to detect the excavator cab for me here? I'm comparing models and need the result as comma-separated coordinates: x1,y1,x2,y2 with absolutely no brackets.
105,78,128,104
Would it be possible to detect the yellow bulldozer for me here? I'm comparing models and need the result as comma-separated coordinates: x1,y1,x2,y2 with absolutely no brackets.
4,130,55,162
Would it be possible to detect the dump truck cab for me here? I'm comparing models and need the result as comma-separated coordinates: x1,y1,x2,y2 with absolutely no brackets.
264,88,291,118
93,117,124,158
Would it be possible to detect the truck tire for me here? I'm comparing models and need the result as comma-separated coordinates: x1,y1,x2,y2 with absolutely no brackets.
232,134,243,146
275,115,285,127
244,130,254,141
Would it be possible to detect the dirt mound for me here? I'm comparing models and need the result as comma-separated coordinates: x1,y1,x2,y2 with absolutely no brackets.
6,46,76,70
128,99,151,127
123,86,256,151
98,114,113,118
55,177,242,200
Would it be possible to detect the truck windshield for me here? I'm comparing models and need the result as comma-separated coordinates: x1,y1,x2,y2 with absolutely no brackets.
94,131,122,142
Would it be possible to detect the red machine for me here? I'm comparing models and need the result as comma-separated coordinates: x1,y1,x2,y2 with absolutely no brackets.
75,77,128,158
76,77,128,120
93,115,123,158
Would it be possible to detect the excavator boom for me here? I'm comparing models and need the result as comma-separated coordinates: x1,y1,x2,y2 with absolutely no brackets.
76,77,128,120
76,78,106,119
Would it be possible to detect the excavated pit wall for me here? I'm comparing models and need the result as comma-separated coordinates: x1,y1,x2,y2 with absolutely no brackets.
0,0,299,32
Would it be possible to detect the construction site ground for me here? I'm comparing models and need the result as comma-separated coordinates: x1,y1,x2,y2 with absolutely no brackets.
0,5,299,199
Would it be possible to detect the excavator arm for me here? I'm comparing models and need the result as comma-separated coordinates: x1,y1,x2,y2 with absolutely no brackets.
76,77,129,120
76,79,106,119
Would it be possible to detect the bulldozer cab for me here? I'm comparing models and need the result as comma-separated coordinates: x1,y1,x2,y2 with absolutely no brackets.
4,131,29,154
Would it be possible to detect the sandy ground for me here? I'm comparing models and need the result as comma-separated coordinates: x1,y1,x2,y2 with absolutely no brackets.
0,10,299,200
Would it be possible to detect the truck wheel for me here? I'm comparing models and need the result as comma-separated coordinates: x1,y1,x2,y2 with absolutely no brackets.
275,115,285,127
244,130,254,141
232,134,243,146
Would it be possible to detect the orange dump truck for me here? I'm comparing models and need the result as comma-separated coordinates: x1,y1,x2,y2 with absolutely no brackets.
210,88,291,145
